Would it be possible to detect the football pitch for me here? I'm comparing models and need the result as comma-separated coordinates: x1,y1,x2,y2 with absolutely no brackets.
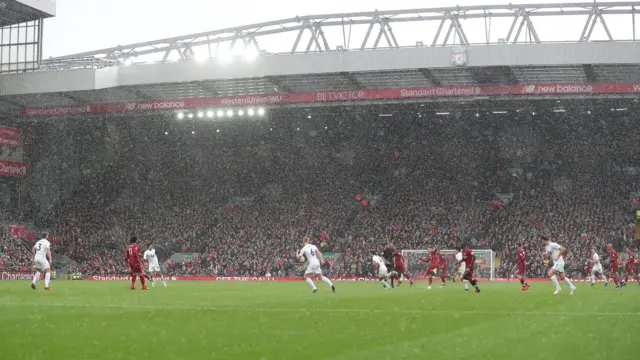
0,280,638,360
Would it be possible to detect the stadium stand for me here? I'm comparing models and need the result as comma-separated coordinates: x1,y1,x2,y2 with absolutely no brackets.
1,3,639,280
2,104,637,279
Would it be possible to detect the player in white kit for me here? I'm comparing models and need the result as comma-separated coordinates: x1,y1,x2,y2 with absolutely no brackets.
455,248,469,291
31,232,53,290
589,248,608,286
541,235,576,295
296,237,336,294
143,244,167,287
370,250,391,289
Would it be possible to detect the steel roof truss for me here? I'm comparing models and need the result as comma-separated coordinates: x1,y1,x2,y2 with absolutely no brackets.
433,12,470,46
581,5,614,41
361,15,400,49
507,9,541,43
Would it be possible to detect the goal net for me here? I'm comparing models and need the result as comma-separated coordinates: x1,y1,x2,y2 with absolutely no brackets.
401,249,495,281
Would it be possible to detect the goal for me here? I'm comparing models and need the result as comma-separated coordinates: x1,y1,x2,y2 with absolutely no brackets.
401,249,495,281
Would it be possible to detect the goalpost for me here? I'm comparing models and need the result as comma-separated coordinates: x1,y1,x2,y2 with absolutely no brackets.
401,249,495,281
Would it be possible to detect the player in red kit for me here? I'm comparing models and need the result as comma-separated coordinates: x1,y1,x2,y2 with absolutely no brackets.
126,236,148,290
461,247,480,293
391,248,413,287
438,251,448,286
622,247,638,287
516,244,529,291
606,243,620,288
419,248,440,289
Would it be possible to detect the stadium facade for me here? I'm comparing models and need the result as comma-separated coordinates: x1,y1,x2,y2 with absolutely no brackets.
1,2,640,117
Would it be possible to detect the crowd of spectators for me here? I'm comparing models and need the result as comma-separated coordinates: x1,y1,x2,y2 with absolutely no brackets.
2,107,639,278
0,228,32,272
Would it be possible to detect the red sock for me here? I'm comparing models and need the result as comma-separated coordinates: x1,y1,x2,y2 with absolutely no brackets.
441,276,446,283
428,277,432,285
625,275,629,283
131,275,137,285
403,273,411,280
613,276,619,285
140,275,146,286
520,278,525,285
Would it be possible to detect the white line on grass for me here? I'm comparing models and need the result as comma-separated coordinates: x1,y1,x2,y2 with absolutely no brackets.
1,302,638,316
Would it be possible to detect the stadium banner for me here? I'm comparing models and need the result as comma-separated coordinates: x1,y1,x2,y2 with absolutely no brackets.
0,126,26,176
1,272,34,280
167,252,201,265
0,160,27,177
19,82,640,117
6,224,63,243
82,275,627,282
0,127,22,146
86,276,371,281
7,224,37,240
85,275,374,281
86,275,299,281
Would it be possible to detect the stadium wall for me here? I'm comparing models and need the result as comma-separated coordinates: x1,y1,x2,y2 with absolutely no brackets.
0,273,629,282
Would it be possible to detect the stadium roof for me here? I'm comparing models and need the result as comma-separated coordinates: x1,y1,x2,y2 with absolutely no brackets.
2,2,640,118
0,0,55,27
2,64,640,119
44,2,640,66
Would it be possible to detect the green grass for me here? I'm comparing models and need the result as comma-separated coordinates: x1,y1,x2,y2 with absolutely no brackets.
0,280,638,360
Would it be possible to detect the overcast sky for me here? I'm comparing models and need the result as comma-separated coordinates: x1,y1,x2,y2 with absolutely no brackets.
42,0,638,59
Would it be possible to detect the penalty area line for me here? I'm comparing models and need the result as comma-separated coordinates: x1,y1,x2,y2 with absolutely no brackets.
0,302,638,316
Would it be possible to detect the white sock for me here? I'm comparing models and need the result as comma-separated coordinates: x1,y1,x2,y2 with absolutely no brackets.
32,272,40,284
321,276,333,287
463,280,469,289
45,272,51,287
590,275,595,284
381,280,389,288
305,278,317,290
551,275,561,290
151,276,156,284
600,274,608,282
161,275,167,284
563,276,575,288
